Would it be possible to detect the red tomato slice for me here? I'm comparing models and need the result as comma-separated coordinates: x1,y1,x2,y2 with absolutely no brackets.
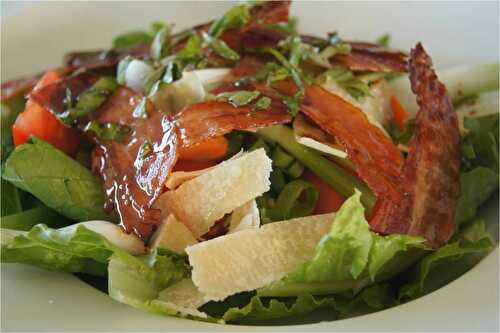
302,169,345,214
12,70,80,155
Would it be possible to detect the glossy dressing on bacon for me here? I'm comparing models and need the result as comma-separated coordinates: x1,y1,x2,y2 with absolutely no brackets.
92,88,177,239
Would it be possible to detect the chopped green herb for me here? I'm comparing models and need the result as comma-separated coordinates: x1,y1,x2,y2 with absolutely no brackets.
255,63,290,84
175,34,203,64
84,121,130,142
216,90,261,107
202,32,240,61
162,61,183,84
265,16,298,34
143,66,167,94
208,4,250,37
324,68,372,100
376,33,391,48
58,77,118,125
267,48,304,90
255,96,272,110
132,97,148,118
138,141,154,160
283,90,304,117
150,21,168,35
112,31,152,49
319,42,352,59
151,26,171,61
453,93,480,109
116,56,134,85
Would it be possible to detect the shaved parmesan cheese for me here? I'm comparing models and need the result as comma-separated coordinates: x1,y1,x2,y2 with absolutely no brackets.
158,278,207,309
296,136,348,159
321,77,391,135
60,221,146,255
155,148,272,238
193,68,231,91
186,213,335,301
165,167,214,190
150,215,198,254
150,71,206,114
166,150,245,190
227,200,260,234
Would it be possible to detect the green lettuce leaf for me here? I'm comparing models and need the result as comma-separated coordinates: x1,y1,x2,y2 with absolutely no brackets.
220,294,337,324
107,250,213,322
2,138,114,222
1,224,120,276
0,206,68,230
461,114,499,172
259,191,427,297
455,166,499,226
399,219,493,300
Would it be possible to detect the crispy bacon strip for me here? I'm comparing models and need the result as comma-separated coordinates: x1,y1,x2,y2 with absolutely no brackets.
174,99,291,147
299,84,404,201
334,41,408,73
30,72,99,116
1,74,41,102
1,67,74,102
220,0,291,50
370,43,460,247
63,43,150,70
92,88,178,239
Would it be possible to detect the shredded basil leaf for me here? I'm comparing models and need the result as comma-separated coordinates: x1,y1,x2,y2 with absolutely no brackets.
202,32,240,61
255,96,272,110
283,90,304,117
151,26,172,61
216,90,261,107
58,77,118,126
83,121,130,142
324,68,372,100
209,4,250,37
376,33,391,48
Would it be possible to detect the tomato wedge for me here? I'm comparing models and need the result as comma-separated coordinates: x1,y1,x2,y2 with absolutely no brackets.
178,136,229,162
302,170,345,214
12,70,80,155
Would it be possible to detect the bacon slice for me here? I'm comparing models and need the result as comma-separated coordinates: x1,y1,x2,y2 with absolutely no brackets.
370,43,460,248
1,67,74,102
300,84,404,201
220,0,291,50
174,99,291,147
30,72,99,117
334,42,408,73
63,43,150,70
1,74,41,102
92,88,178,239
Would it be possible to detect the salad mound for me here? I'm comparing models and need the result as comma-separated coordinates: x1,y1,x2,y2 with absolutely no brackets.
1,0,498,325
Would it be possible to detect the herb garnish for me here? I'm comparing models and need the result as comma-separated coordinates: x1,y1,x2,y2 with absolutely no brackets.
216,90,261,107
376,33,391,48
324,68,372,100
84,121,130,141
255,96,272,110
151,25,172,61
58,77,118,126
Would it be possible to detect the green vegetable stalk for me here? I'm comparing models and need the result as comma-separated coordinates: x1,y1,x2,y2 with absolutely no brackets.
257,125,376,212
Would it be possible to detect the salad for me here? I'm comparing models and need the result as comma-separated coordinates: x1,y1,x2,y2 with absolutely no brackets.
1,0,498,325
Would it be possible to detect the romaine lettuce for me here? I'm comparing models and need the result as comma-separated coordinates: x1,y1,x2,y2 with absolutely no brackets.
258,191,428,297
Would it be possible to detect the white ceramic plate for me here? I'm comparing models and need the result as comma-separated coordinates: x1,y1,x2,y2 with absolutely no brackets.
1,1,499,331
